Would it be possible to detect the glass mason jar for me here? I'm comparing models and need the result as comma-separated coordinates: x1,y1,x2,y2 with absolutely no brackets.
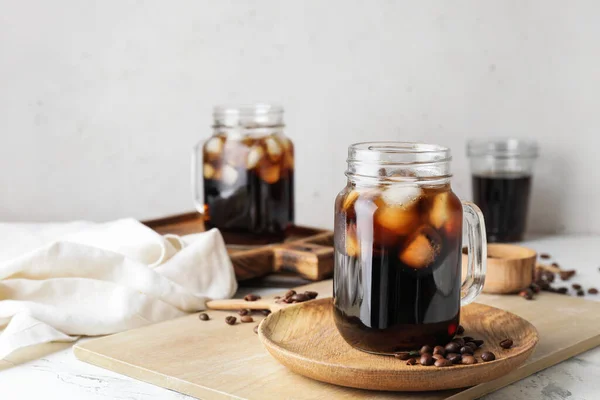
192,104,294,242
467,139,539,243
333,142,487,354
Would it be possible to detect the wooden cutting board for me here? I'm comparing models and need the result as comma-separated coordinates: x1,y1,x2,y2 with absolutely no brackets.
74,280,600,400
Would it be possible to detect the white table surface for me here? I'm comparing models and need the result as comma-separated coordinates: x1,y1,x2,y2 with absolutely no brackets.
1,234,599,400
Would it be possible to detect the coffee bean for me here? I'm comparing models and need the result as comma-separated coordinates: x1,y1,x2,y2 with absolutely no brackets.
433,346,446,356
454,338,465,347
406,358,417,366
519,289,534,300
463,336,474,342
260,309,271,316
274,296,281,300
284,290,296,298
447,353,462,364
540,253,551,259
577,290,585,296
291,293,310,302
572,283,582,290
238,309,250,316
199,313,209,321
435,359,453,367
253,325,259,334
432,354,445,361
499,339,513,349
473,339,484,347
304,291,319,299
244,294,261,302
556,287,569,294
465,342,478,351
420,354,434,366
225,316,237,325
481,351,496,362
241,315,254,323
461,355,477,365
456,325,465,335
460,346,474,355
420,345,433,355
588,288,598,294
445,342,461,353
543,271,555,283
529,283,541,294
536,280,551,290
559,270,576,281
394,352,411,360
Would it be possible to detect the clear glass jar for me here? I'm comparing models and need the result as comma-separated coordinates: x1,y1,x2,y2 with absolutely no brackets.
467,138,539,242
192,104,294,242
333,142,487,354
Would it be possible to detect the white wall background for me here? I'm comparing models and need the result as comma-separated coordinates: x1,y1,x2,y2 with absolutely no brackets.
1,0,599,233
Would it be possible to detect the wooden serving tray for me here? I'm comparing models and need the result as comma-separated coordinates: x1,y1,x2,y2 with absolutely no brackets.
143,212,334,281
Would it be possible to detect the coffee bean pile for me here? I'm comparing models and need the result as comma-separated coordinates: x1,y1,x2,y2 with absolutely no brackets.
398,325,513,368
528,253,598,300
275,289,319,304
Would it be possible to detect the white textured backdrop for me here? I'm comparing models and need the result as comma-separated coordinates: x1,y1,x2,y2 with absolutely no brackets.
1,0,598,233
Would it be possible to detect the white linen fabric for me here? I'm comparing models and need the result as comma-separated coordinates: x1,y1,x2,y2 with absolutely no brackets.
0,219,237,359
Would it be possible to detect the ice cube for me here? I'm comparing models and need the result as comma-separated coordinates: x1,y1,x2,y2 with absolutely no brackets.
429,192,462,238
203,163,216,179
223,140,248,169
346,223,359,257
265,136,283,162
246,145,264,169
259,164,281,184
221,164,239,186
399,225,442,269
381,185,422,206
204,137,224,161
283,150,294,169
342,190,359,212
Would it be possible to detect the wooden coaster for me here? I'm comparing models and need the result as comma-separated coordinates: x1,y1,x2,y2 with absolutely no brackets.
259,298,538,392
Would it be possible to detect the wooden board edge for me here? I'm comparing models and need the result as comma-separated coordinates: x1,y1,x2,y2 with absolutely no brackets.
73,344,244,400
445,334,600,400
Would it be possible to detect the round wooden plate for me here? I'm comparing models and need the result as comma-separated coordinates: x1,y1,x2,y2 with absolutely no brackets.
259,298,538,391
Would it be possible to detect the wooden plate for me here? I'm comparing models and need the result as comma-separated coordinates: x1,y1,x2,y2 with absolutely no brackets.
259,298,538,391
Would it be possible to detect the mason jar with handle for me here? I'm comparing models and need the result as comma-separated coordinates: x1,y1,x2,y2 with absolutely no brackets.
333,142,486,354
191,104,294,243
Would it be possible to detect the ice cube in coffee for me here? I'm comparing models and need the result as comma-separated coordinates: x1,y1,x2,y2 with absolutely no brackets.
194,105,294,242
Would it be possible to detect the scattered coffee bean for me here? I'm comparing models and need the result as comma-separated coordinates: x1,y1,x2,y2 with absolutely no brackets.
420,345,433,355
473,339,484,347
291,293,310,302
465,342,478,351
420,354,434,366
406,358,417,366
432,354,445,361
238,309,250,316
274,296,281,300
588,288,598,295
225,316,237,325
454,338,465,347
445,342,461,353
463,336,474,342
447,353,462,364
435,359,453,367
461,355,477,365
456,325,465,335
540,253,551,259
394,352,411,360
284,290,296,298
253,325,259,334
460,346,474,355
536,279,551,290
304,291,319,299
556,287,569,294
499,339,513,349
433,346,446,356
577,290,585,296
199,313,209,321
543,271,555,283
559,270,576,281
572,283,582,290
529,283,541,294
241,315,254,323
260,309,271,316
519,289,534,300
244,294,260,302
481,351,496,362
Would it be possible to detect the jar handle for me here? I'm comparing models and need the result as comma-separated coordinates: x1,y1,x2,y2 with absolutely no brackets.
191,140,206,214
460,201,487,306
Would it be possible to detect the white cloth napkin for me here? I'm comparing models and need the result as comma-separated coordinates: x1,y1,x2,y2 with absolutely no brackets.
0,218,237,359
